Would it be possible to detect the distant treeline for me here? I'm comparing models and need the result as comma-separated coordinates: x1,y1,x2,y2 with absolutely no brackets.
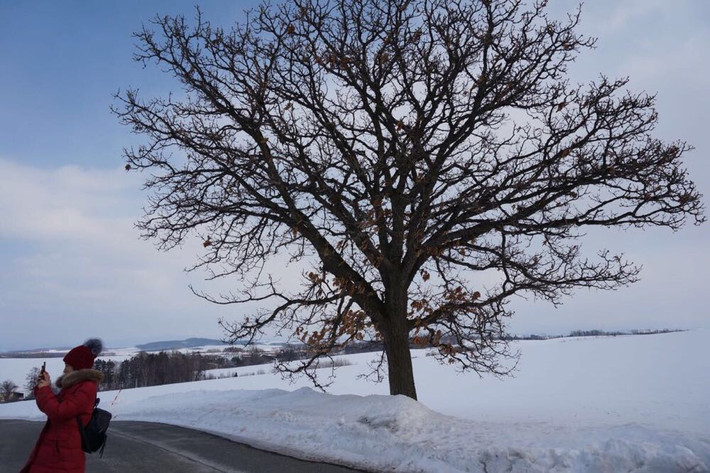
502,328,684,341
94,346,323,390
95,352,208,390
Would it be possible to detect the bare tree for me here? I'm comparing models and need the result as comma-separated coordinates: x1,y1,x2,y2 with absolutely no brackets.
1,380,18,402
25,367,41,399
115,0,704,399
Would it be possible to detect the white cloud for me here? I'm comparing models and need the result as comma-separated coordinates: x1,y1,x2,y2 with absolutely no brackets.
0,159,140,240
0,158,232,349
602,0,668,33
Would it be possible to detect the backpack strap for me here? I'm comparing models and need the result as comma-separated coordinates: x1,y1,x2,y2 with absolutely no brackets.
76,397,99,446
76,416,89,449
98,437,107,458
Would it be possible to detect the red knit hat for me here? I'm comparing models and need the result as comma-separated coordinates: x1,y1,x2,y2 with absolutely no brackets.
63,338,103,370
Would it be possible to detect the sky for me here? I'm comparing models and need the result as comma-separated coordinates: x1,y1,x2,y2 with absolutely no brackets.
0,0,708,351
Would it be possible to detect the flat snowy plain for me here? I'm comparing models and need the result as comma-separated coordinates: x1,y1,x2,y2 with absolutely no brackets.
1,330,708,472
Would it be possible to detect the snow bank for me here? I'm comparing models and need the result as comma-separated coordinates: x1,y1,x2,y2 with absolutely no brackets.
1,330,708,472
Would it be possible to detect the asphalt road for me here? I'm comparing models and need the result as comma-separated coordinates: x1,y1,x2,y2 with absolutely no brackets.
0,420,369,473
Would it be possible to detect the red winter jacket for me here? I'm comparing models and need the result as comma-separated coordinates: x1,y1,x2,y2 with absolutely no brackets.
20,369,104,473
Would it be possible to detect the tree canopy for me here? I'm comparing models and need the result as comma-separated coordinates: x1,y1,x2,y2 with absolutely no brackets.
115,0,704,399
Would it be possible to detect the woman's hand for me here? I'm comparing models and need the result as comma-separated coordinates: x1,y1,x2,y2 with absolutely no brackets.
37,371,51,389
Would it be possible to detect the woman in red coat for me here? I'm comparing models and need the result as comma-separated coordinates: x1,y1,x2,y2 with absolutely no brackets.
20,339,104,473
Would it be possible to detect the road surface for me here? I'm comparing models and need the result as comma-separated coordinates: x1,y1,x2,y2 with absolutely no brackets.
0,420,368,473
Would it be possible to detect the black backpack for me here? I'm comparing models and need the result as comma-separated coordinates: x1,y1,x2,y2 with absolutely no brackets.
76,398,112,457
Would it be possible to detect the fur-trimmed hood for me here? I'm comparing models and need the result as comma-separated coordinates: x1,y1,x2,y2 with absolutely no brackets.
56,369,103,389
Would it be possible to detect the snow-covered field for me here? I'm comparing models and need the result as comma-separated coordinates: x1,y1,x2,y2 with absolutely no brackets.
1,330,708,472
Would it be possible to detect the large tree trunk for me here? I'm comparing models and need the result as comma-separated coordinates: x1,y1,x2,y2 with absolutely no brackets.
382,312,417,400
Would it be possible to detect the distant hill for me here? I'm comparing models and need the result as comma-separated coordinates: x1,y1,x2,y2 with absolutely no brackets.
135,338,242,352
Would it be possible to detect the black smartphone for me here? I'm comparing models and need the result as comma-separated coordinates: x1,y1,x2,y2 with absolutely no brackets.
40,362,46,375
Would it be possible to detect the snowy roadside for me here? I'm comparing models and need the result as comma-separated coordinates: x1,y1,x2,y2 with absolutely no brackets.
1,331,708,472
104,388,710,472
3,386,707,472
